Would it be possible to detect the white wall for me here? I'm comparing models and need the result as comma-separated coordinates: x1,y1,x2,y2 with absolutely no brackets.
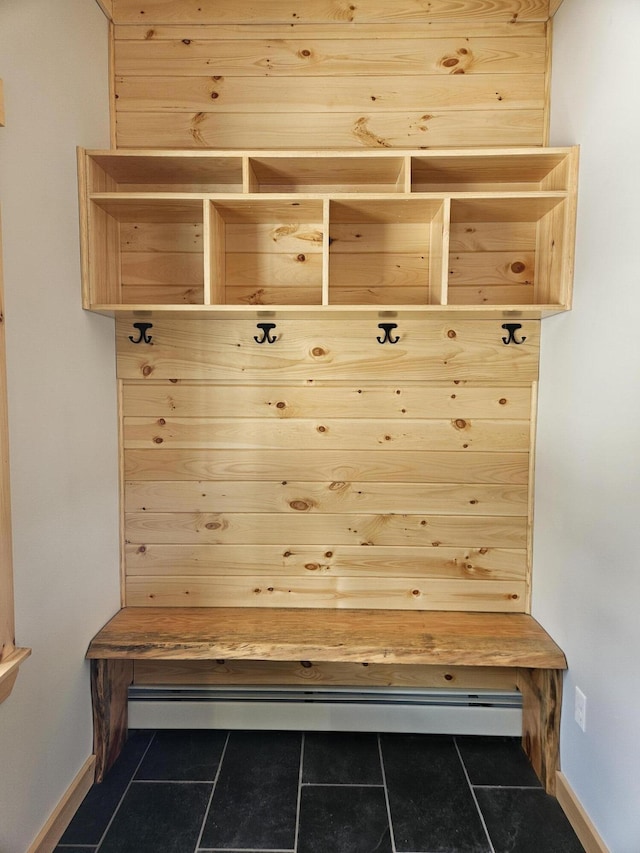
534,2,640,851
0,2,119,851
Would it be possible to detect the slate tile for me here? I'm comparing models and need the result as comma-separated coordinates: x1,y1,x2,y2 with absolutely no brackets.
303,732,383,785
59,730,154,846
54,847,96,852
381,733,490,853
135,729,227,781
97,781,211,853
475,787,586,853
456,735,542,788
199,730,301,850
298,785,392,853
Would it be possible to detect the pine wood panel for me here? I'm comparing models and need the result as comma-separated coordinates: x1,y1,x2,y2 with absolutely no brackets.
115,318,540,383
114,34,546,77
125,543,527,579
86,607,567,668
123,416,529,452
125,480,528,515
123,448,530,484
125,574,526,610
115,109,545,150
120,318,535,612
115,73,544,113
125,511,527,547
114,23,548,40
133,658,517,689
111,1,551,25
121,381,532,419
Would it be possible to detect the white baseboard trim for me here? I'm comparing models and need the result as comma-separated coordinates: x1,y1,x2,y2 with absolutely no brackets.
26,755,95,853
556,772,610,853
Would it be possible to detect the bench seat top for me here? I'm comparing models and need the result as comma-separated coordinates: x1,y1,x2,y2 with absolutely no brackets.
86,607,566,670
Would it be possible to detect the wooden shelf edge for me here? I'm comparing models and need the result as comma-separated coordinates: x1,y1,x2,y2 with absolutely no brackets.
86,304,568,321
0,647,32,704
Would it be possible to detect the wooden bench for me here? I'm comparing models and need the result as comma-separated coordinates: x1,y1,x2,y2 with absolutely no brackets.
86,607,567,794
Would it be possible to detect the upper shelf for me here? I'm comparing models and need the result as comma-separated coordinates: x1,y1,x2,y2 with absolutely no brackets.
78,146,579,319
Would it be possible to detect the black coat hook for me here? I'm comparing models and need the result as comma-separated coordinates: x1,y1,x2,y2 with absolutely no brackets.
377,323,400,344
129,322,153,344
501,323,526,345
254,322,277,344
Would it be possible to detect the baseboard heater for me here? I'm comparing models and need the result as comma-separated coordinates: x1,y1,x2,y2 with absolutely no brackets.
128,686,522,736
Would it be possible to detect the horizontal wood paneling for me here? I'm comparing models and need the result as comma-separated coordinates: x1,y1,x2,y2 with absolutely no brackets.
120,318,535,613
116,318,540,382
125,511,528,547
115,109,545,149
112,2,551,25
123,417,530,452
125,543,527,578
125,574,526,609
125,480,528,515
133,658,518,688
114,34,546,77
121,381,532,419
115,74,545,112
112,8,550,149
123,448,530,484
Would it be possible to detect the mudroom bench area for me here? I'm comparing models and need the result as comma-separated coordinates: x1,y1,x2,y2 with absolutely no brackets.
79,145,577,801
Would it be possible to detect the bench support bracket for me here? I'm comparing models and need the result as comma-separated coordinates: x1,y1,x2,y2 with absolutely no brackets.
517,667,563,795
91,659,133,783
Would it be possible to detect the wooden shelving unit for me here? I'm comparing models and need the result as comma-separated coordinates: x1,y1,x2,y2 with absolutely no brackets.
78,146,578,318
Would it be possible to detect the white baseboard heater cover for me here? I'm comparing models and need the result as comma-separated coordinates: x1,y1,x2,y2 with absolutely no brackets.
128,686,522,736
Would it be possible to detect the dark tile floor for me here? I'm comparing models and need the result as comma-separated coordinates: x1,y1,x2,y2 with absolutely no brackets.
56,729,586,853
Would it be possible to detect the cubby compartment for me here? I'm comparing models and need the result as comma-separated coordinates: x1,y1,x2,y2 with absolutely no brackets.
447,196,570,308
328,198,446,306
86,151,244,193
412,149,574,193
208,198,325,305
78,147,578,315
86,197,206,306
248,155,407,193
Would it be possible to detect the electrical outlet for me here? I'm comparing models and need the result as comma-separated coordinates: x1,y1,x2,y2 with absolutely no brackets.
575,686,587,731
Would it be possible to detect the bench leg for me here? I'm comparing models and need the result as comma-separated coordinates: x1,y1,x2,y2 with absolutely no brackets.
516,667,563,795
90,659,133,783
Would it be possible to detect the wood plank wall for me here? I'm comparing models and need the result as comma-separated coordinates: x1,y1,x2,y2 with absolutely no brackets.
119,317,538,614
105,1,553,686
110,0,553,149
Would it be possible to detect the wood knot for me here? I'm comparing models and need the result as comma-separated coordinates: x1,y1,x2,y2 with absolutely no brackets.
442,57,459,67
290,500,311,512
182,38,191,44
329,481,347,491
317,425,327,433
304,563,320,571
300,49,311,57
296,254,306,262
276,401,286,409
283,551,292,558
300,660,312,668
453,418,468,430
325,551,333,558
137,545,146,554
511,261,526,274
312,347,326,357
499,398,507,405
153,437,163,444
205,521,222,530
142,365,153,377
157,418,166,426
447,329,457,338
